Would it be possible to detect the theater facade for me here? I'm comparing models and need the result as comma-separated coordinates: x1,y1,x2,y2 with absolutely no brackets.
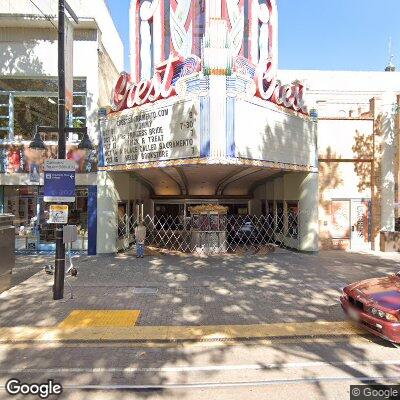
96,0,319,254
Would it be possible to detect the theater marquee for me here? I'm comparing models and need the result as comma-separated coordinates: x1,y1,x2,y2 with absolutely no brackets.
103,98,200,166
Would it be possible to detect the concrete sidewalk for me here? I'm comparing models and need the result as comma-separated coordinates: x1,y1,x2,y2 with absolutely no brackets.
0,250,399,342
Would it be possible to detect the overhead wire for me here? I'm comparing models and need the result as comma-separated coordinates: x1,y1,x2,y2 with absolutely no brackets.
28,0,58,31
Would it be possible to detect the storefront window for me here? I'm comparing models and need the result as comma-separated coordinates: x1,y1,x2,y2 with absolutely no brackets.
4,186,37,250
4,185,89,251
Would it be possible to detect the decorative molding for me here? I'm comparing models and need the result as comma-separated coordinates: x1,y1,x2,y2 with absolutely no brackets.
170,0,193,57
226,0,244,56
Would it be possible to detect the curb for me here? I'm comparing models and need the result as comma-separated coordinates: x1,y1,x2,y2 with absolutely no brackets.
0,321,366,344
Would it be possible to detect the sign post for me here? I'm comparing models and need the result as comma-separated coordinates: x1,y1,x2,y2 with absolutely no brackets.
44,159,76,300
26,0,80,301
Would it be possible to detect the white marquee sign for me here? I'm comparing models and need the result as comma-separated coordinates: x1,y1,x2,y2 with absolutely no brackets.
103,99,200,165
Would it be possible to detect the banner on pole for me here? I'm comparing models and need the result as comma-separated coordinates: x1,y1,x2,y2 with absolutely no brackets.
65,17,74,112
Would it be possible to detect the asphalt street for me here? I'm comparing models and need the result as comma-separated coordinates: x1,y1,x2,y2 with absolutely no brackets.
1,250,399,399
0,334,399,399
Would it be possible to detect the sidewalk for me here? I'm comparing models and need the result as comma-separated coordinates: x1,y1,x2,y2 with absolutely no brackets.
1,249,399,342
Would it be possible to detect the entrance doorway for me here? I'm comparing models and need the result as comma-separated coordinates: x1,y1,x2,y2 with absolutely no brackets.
350,199,371,250
331,199,371,250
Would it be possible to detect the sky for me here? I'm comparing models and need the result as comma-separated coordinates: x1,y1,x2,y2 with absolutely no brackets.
108,0,400,73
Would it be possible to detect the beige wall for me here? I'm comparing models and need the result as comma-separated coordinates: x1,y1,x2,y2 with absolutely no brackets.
96,171,151,253
317,116,375,250
318,119,374,160
278,70,400,118
98,42,120,108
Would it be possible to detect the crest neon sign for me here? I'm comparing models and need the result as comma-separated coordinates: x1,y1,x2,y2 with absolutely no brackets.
111,57,181,112
112,0,307,114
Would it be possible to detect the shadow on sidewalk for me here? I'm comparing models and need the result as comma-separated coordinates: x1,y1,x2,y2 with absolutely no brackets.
0,250,399,396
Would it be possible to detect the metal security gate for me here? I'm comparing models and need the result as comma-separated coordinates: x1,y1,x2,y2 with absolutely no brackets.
117,212,303,254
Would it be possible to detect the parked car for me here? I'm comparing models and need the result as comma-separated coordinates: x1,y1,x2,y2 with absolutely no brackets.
340,272,400,344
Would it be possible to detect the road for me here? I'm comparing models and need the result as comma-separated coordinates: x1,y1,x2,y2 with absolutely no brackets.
0,334,399,399
1,250,399,399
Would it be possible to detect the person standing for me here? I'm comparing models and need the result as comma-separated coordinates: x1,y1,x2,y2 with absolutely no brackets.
135,221,146,258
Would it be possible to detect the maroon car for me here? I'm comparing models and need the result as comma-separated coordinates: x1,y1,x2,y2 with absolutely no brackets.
340,272,400,344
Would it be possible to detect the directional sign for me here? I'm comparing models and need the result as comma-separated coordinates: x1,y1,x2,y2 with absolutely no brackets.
44,159,76,203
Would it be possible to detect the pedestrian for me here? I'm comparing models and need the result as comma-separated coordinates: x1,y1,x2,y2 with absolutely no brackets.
135,221,146,258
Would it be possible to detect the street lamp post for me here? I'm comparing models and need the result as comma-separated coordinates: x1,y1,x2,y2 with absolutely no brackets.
30,125,93,300
53,0,67,300
29,0,89,300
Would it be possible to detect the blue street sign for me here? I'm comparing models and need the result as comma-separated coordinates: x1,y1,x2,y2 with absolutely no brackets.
44,160,76,203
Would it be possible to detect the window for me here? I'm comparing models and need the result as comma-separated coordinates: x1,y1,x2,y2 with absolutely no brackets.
4,186,89,251
14,96,58,140
0,77,87,142
0,94,9,140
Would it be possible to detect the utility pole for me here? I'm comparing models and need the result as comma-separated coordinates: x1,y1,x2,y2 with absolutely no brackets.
53,0,66,300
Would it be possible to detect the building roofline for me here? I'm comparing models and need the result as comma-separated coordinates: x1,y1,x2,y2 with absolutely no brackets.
0,14,98,29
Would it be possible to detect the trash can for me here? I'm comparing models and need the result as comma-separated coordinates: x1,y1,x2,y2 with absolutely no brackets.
0,214,15,293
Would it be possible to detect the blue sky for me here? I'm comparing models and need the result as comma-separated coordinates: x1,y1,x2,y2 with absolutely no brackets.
108,0,400,72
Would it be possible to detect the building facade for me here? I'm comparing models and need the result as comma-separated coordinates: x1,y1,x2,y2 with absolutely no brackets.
1,0,398,255
0,0,123,252
97,0,320,254
97,0,400,255
280,70,400,251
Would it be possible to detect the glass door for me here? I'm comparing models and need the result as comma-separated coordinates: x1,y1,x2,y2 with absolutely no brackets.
350,199,371,250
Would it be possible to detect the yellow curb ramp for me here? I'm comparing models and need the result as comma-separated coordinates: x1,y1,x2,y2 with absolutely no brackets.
57,310,141,329
0,321,366,343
